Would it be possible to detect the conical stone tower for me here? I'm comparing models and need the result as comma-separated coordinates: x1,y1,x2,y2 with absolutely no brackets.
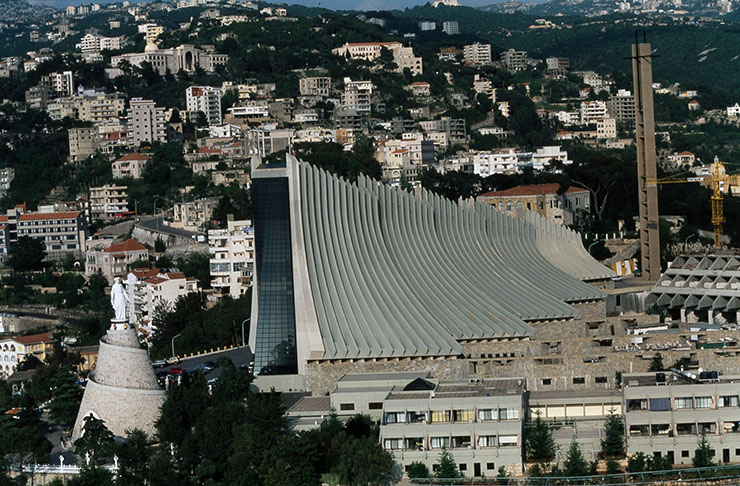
73,284,166,439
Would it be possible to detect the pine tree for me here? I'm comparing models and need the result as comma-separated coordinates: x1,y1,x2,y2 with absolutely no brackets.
601,411,625,457
526,413,556,461
649,353,664,371
692,431,715,468
434,446,461,479
563,439,589,477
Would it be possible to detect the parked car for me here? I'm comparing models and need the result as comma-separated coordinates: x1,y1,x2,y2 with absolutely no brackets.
204,360,218,369
152,360,166,368
165,357,180,365
193,363,213,374
169,367,184,375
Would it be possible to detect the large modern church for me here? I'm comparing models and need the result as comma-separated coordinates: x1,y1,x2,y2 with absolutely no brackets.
248,154,615,393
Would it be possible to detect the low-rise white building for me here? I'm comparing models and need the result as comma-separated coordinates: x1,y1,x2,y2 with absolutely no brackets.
112,153,150,180
129,268,200,328
208,219,254,298
0,333,57,377
171,197,220,232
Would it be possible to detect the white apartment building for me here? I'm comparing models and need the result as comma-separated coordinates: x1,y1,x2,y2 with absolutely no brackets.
442,21,459,34
299,76,331,97
127,98,167,147
112,153,150,180
77,93,126,123
331,42,422,76
0,168,14,198
90,184,129,221
171,197,219,232
474,149,519,176
418,21,436,31
68,127,99,163
473,74,496,102
501,49,528,71
580,100,608,123
208,219,254,298
341,78,374,115
78,33,128,53
597,117,617,138
726,103,740,117
186,86,222,126
43,71,75,97
16,210,88,258
463,43,492,66
556,111,581,126
128,269,200,328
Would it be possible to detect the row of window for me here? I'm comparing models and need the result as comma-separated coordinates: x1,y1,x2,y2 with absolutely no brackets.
627,396,738,412
628,421,740,437
19,227,78,234
383,434,518,451
383,408,520,425
19,219,77,226
541,376,608,386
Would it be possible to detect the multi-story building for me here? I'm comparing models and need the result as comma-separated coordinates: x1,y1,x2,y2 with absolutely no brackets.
473,149,520,175
501,49,528,72
379,377,525,477
145,25,164,45
111,44,228,76
68,127,99,163
171,197,219,232
607,89,636,122
85,238,149,284
545,57,570,75
77,92,126,123
25,85,51,110
597,117,617,138
299,76,331,97
127,98,167,147
129,269,200,327
473,74,496,102
418,21,436,31
0,168,15,199
0,333,58,377
477,182,590,226
442,21,459,35
112,153,150,180
16,210,88,258
186,86,222,126
90,185,129,221
47,98,78,121
419,117,467,144
42,71,75,97
78,33,128,53
624,371,740,466
208,219,254,298
341,78,374,115
392,46,424,76
580,100,608,124
376,137,435,167
331,42,422,75
463,43,492,65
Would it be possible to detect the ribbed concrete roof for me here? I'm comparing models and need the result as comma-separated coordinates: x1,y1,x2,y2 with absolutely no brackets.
296,161,611,361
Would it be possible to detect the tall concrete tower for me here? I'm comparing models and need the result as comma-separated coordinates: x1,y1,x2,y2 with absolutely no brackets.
632,38,660,282
73,283,165,439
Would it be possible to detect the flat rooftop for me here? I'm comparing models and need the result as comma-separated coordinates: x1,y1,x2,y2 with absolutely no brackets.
386,378,524,400
287,396,331,414
530,389,621,401
623,372,740,388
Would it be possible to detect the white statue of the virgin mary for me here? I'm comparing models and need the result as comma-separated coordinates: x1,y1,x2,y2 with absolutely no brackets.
110,277,129,321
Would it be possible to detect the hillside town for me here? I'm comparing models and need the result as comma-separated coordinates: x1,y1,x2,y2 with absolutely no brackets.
1,0,740,485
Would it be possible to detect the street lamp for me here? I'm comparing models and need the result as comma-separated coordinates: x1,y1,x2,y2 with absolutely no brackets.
153,198,160,233
241,318,251,348
587,240,600,254
685,233,697,248
171,333,181,360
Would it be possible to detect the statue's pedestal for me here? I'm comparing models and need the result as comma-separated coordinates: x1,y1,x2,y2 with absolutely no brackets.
72,319,165,440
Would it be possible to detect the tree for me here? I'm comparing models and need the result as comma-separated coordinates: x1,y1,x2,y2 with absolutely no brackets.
600,411,625,457
407,461,430,480
526,413,556,461
8,236,46,271
48,370,83,425
65,465,114,486
154,236,166,253
692,431,715,468
74,415,115,462
626,451,647,473
115,429,151,486
434,446,461,480
563,439,589,477
335,436,395,486
649,352,665,372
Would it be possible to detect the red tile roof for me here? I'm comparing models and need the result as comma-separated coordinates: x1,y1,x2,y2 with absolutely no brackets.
18,211,79,221
104,238,147,253
116,153,150,162
13,332,56,345
166,272,185,280
131,268,160,279
479,183,588,198
144,277,167,285
198,147,221,154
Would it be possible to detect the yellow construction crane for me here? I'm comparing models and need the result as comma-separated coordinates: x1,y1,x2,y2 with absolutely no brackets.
646,156,728,247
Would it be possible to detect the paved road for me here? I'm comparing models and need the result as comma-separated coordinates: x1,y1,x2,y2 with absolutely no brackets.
136,216,203,239
159,346,253,381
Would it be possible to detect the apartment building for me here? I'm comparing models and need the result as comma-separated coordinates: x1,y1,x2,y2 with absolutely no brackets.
208,219,254,298
78,33,128,53
545,57,570,75
501,49,528,72
186,86,222,126
299,76,331,97
129,269,200,327
0,168,15,198
0,333,58,377
16,210,88,258
624,371,740,465
442,21,459,35
77,92,126,123
171,197,219,232
85,238,149,284
473,74,496,102
90,185,129,221
42,71,74,97
331,42,422,75
418,21,436,31
112,153,150,180
68,127,99,163
580,100,608,124
419,117,467,144
393,46,423,76
607,89,636,122
341,78,374,115
463,43,492,65
477,182,590,226
597,117,617,138
377,137,435,167
127,98,167,147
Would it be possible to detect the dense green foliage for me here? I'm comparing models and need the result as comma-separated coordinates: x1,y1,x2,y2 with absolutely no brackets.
693,431,716,468
434,446,462,479
562,439,589,477
526,413,556,462
601,412,626,457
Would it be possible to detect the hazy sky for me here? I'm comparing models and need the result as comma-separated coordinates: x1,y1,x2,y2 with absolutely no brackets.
26,0,511,10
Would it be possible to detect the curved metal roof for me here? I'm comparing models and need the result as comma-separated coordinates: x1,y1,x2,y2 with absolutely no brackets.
294,159,611,361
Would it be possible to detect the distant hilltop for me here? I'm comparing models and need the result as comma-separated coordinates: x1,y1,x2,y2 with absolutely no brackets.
1,0,58,22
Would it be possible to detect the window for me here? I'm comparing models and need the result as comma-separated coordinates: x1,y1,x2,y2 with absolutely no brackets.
408,411,427,423
649,398,670,411
699,422,717,434
498,202,504,211
430,437,450,449
369,402,383,410
695,396,713,409
651,424,671,436
506,202,513,211
516,202,523,209
595,376,608,384
431,410,450,423
499,435,517,446
340,403,355,411
683,450,690,458
719,396,739,407
478,435,496,448
383,411,405,424
453,409,474,423
674,397,693,409
676,423,696,435
452,436,471,448
478,409,497,421
405,438,424,450
383,438,403,450
458,464,467,471
540,378,552,385
629,425,649,437
499,408,519,420
573,377,585,384
486,463,496,470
